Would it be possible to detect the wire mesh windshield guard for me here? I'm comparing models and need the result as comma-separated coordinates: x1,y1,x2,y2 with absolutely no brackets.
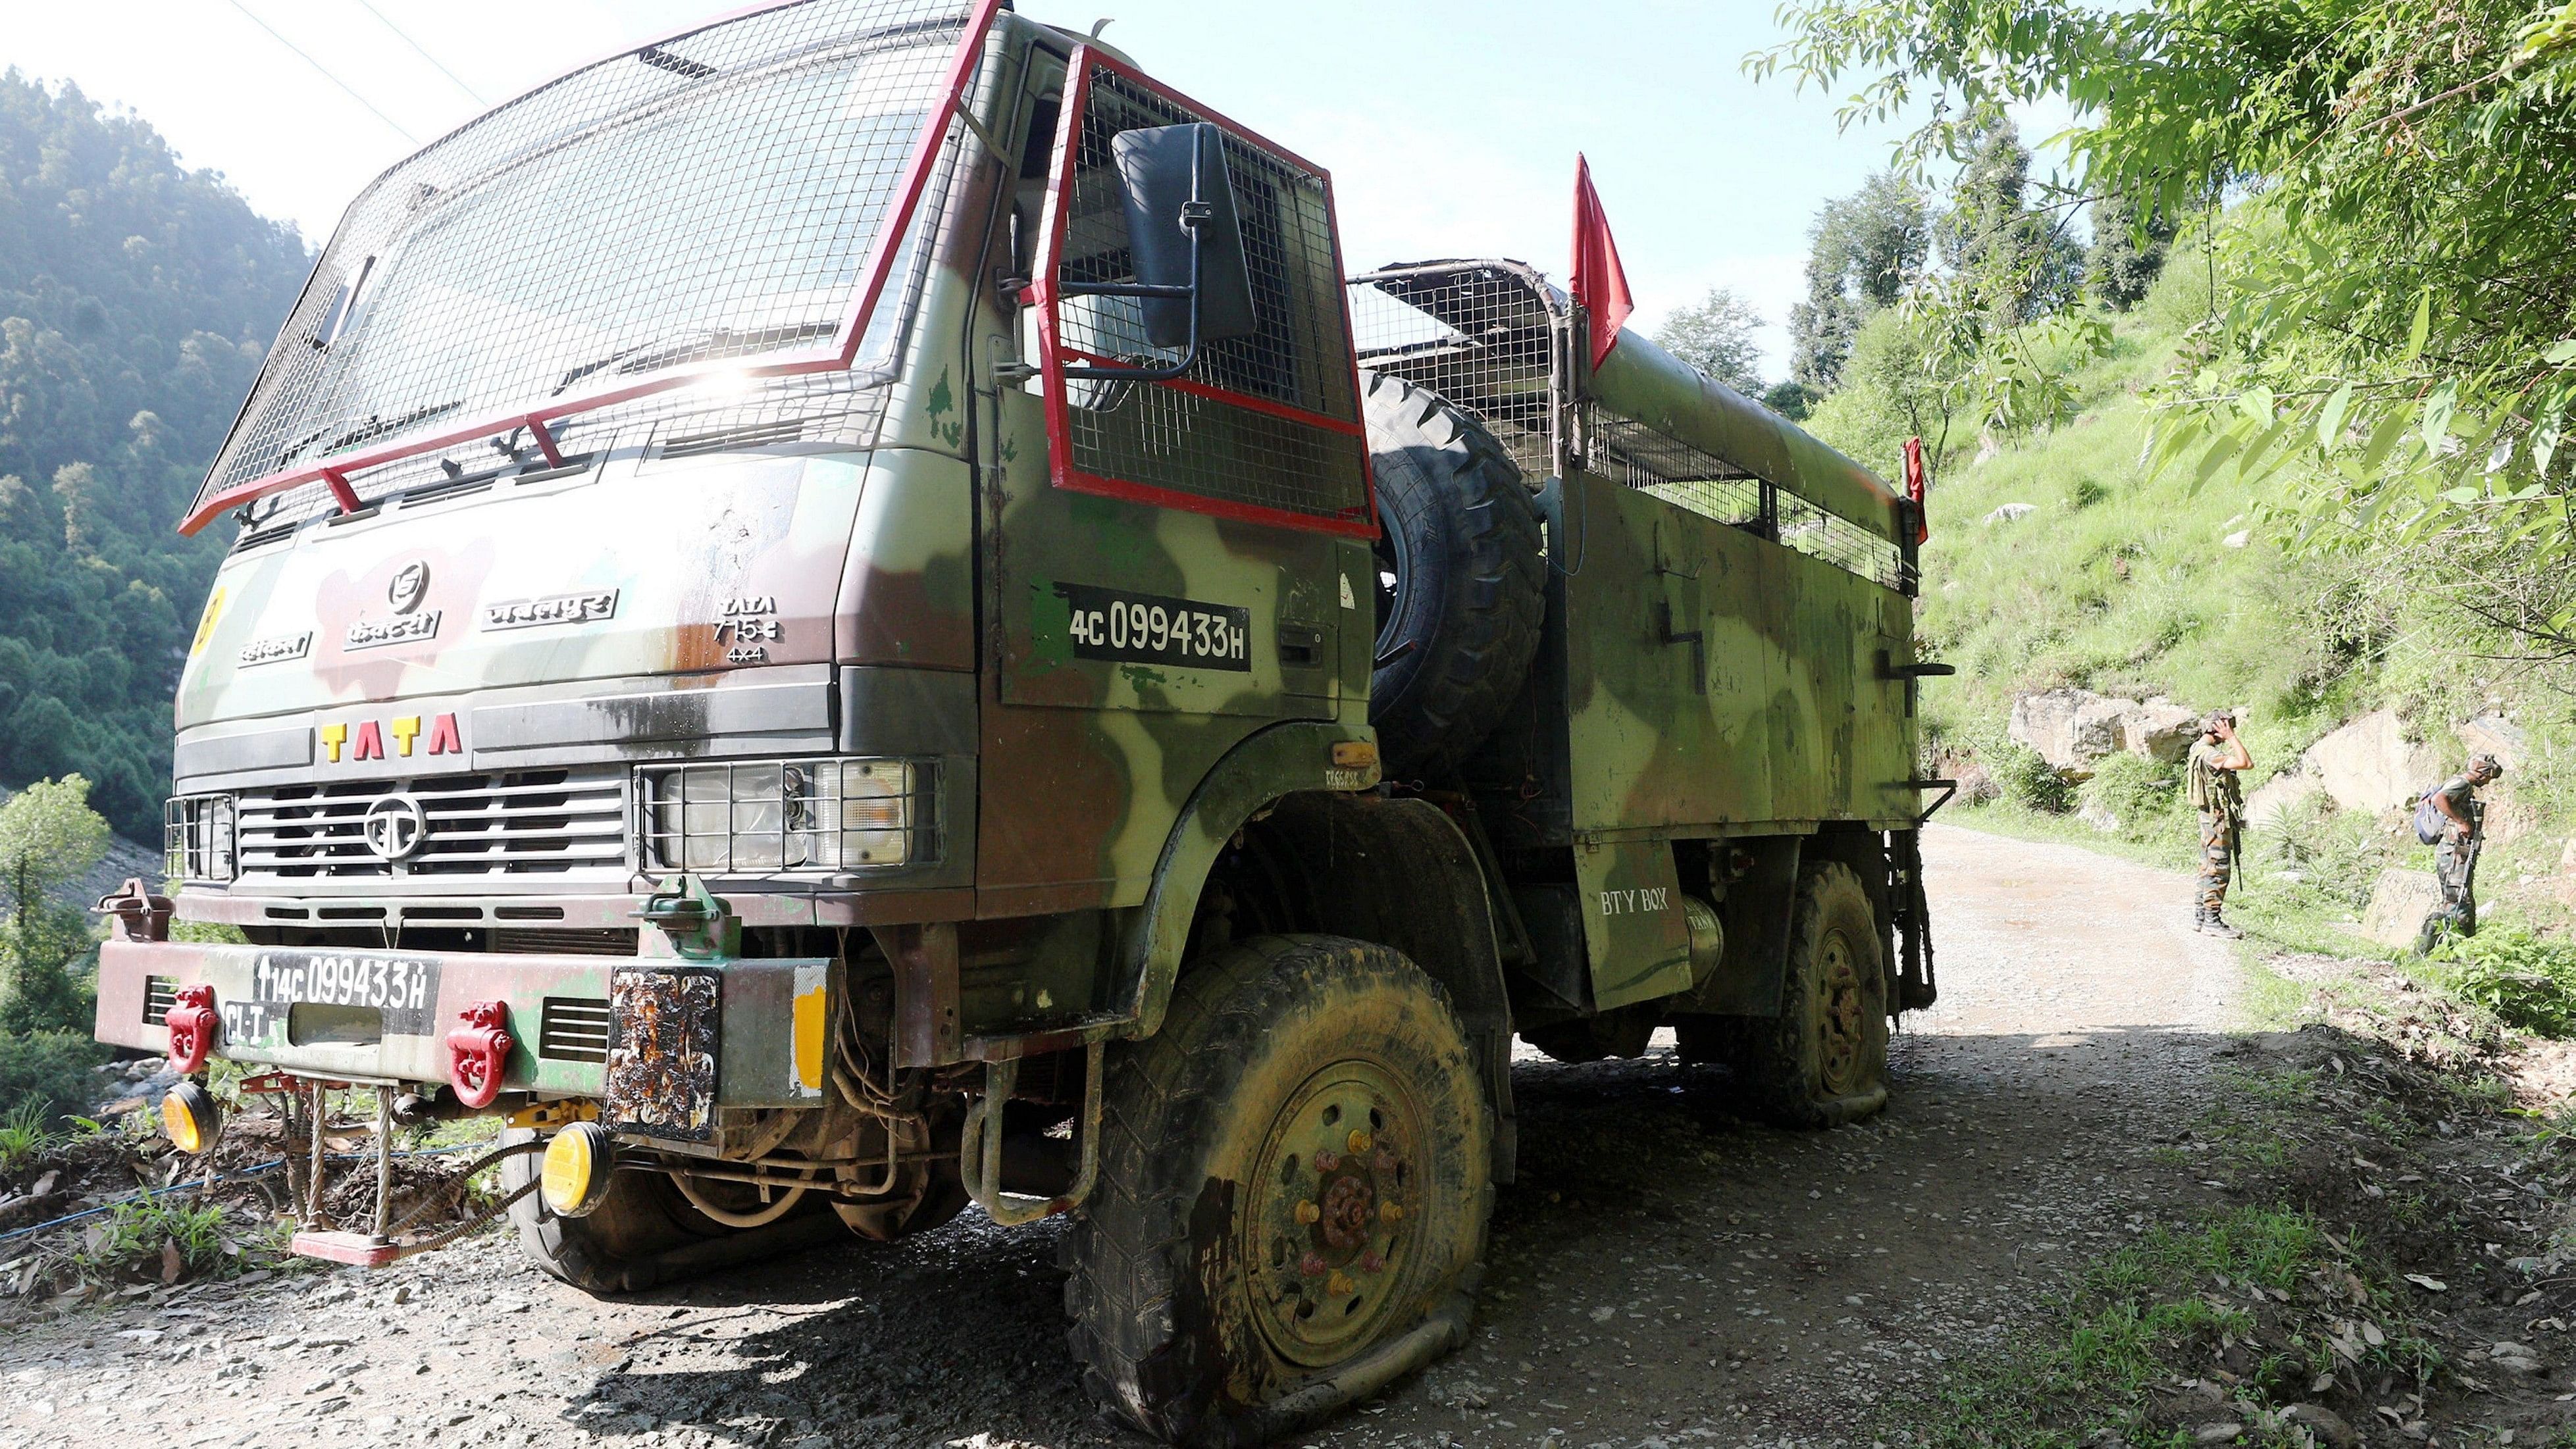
1030,50,1374,538
182,0,1009,535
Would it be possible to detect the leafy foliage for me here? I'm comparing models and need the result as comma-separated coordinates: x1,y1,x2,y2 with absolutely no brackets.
1754,0,2576,665
0,1030,109,1125
0,73,312,838
2430,928,2576,1038
1933,121,2084,325
0,775,111,1034
2086,192,2175,312
1652,286,1768,395
2076,751,2182,836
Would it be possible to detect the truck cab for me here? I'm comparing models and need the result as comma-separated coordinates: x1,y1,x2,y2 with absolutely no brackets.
99,3,1936,1441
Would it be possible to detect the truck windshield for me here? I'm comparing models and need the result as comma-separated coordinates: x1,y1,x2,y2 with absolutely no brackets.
193,0,974,521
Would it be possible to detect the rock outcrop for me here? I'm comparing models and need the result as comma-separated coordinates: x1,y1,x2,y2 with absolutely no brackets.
2008,690,2205,776
2360,869,2444,950
2303,709,2446,815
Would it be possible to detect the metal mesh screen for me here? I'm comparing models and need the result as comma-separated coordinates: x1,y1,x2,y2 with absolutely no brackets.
195,0,976,522
1348,262,1562,479
1778,494,1914,592
1048,63,1366,526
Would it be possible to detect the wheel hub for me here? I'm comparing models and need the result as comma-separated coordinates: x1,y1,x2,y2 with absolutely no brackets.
1817,932,1863,1094
1246,1062,1419,1366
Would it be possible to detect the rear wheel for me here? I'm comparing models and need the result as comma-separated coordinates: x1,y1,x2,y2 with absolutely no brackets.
1067,934,1492,1445
1713,862,1890,1129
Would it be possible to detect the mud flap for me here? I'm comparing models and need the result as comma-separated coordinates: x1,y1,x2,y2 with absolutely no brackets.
1574,840,1693,1010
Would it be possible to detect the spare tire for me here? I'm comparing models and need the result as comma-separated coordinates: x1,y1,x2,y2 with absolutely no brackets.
1362,370,1546,779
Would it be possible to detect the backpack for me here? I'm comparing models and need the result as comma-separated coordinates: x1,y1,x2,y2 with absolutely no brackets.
2411,788,2446,846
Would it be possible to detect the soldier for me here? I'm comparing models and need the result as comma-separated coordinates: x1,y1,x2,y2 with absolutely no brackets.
2184,710,2250,938
2424,752,2504,938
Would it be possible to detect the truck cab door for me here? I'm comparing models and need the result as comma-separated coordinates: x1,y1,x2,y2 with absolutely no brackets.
973,46,1375,911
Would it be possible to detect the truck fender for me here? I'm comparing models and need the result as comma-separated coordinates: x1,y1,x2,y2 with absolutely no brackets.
1115,719,1380,1037
1116,744,1518,1182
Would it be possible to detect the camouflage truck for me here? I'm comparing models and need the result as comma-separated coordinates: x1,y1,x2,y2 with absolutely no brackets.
95,1,1942,1440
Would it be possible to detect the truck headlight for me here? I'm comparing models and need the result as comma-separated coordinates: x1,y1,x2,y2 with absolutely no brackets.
638,759,929,874
165,794,236,883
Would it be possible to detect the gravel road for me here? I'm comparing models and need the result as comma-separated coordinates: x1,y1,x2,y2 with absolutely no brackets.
1,825,2252,1449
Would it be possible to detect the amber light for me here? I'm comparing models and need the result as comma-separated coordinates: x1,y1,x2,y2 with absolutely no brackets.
541,1122,615,1218
160,1081,220,1156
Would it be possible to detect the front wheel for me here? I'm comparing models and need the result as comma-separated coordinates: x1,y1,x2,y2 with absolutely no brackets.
1066,934,1493,1445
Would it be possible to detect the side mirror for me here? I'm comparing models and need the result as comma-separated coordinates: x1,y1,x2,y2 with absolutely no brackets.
1059,122,1256,380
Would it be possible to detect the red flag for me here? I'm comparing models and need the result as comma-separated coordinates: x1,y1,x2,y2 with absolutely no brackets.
1569,155,1633,369
1903,436,1930,544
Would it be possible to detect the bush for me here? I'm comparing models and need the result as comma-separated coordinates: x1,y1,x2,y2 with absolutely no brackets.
2431,930,2576,1039
0,1030,111,1125
2078,752,2182,834
1990,739,2076,813
2248,794,2392,913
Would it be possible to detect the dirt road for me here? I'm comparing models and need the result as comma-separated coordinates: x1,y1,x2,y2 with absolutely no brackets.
0,826,2254,1448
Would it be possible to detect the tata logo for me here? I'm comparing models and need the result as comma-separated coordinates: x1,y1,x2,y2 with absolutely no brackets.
361,795,429,861
388,561,430,614
319,711,461,765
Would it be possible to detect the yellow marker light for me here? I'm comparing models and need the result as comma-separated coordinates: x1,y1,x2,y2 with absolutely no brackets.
1330,740,1378,769
160,1080,220,1156
540,1122,615,1218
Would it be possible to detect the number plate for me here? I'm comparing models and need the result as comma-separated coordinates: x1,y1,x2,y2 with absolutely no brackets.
220,951,444,1044
1053,583,1251,673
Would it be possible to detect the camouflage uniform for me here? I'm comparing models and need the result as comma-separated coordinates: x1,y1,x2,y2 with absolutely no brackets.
2184,736,2244,927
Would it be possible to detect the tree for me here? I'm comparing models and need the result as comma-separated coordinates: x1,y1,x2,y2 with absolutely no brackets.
1788,172,1929,391
1653,287,1767,394
1754,0,2576,663
0,775,110,1034
0,72,311,838
1933,122,2083,325
2086,192,2176,311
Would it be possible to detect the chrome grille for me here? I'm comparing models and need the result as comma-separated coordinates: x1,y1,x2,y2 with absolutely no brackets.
236,769,629,880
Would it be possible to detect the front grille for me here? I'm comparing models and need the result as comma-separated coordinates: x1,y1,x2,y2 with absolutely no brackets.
236,768,629,880
143,977,177,1026
538,997,613,1063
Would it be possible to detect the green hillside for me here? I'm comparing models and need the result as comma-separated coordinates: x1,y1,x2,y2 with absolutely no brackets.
1819,253,2576,944
0,73,312,840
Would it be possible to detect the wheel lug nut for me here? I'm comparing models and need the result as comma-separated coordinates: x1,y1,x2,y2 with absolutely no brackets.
1359,1250,1385,1273
1314,1150,1340,1173
1300,1252,1327,1277
1347,1129,1372,1154
1379,1202,1403,1225
1326,1271,1354,1296
1373,1150,1397,1175
1293,1200,1320,1225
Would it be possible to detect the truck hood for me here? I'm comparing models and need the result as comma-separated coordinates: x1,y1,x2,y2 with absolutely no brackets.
177,449,867,733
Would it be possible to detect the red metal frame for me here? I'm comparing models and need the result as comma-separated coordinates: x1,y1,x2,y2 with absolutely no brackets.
178,0,1007,536
1029,47,1378,540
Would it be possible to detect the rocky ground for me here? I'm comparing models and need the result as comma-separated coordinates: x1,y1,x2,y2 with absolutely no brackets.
0,826,2566,1449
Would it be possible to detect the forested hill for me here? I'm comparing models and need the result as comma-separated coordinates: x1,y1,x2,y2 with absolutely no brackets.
0,72,312,840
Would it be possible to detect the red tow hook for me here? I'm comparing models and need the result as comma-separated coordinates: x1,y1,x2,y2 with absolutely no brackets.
165,984,219,1074
446,1001,515,1109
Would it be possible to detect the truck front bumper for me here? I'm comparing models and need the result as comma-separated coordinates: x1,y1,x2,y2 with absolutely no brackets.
96,937,830,1122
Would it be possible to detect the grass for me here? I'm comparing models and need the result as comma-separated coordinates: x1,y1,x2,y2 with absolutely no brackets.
1893,1206,2430,1449
0,1099,58,1171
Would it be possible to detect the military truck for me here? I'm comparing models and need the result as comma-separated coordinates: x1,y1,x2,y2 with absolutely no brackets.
95,1,1941,1440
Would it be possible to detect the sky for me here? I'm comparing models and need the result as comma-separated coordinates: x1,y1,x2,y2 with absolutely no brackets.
0,0,1940,379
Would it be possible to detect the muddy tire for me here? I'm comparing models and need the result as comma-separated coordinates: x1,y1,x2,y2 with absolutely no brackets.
1362,370,1545,781
1722,862,1890,1129
1066,934,1492,1445
501,1129,837,1292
